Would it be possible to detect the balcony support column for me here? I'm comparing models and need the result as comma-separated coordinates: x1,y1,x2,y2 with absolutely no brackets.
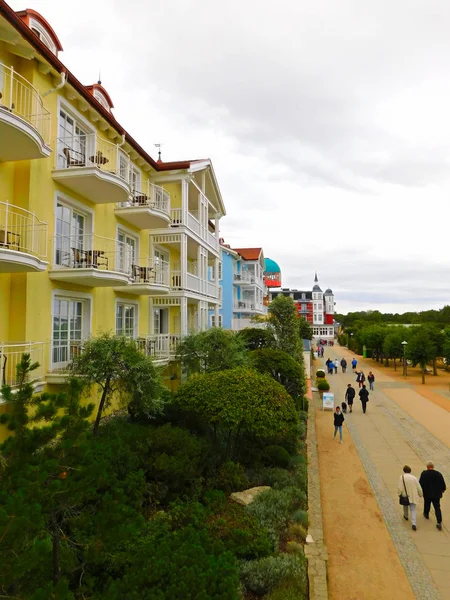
181,297,188,336
181,234,187,289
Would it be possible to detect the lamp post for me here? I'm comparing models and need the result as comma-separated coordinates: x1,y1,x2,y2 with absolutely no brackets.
350,333,354,349
402,341,408,377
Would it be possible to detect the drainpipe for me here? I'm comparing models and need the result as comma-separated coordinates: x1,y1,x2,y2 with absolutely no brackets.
42,71,67,97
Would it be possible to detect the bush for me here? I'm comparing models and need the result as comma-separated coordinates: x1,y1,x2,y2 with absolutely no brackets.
287,523,308,543
291,509,308,528
316,368,326,378
240,554,307,596
264,445,291,468
249,468,293,490
249,349,307,400
265,571,308,600
317,379,330,391
247,487,305,547
213,461,249,494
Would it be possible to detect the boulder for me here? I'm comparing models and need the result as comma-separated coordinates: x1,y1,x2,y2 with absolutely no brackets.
230,486,271,506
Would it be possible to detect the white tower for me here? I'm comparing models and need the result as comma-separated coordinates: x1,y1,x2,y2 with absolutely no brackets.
312,272,323,326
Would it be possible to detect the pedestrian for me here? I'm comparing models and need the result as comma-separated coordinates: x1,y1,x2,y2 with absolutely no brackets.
359,384,369,413
356,371,365,389
419,461,446,531
368,371,375,391
398,465,423,531
333,359,338,374
351,358,357,373
341,401,347,414
333,405,344,444
340,357,347,373
345,383,355,413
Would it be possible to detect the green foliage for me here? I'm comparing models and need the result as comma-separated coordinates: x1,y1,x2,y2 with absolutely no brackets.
247,487,305,547
298,317,313,341
315,368,326,378
240,554,307,596
237,328,276,351
250,468,293,490
265,571,309,600
442,327,450,370
177,328,248,376
264,445,291,468
268,295,302,360
249,348,306,400
291,509,309,527
337,305,450,328
407,326,437,383
176,368,298,461
101,524,239,599
71,333,164,434
213,461,249,494
317,379,330,391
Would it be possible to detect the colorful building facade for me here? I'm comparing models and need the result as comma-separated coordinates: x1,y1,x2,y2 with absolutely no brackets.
264,258,282,289
231,247,268,330
0,4,225,395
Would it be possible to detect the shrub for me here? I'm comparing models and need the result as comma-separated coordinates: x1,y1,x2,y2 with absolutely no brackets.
249,349,306,400
317,379,330,391
264,445,291,468
298,410,308,423
247,487,305,547
240,554,307,596
265,571,308,600
291,509,308,528
214,461,249,494
315,368,326,378
287,522,308,542
249,468,292,490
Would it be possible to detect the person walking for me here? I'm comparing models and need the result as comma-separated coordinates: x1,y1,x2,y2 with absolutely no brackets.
359,384,369,413
333,406,344,443
345,383,356,413
351,358,357,373
333,359,339,374
356,371,365,389
419,462,446,530
398,465,423,531
340,357,347,373
368,371,375,391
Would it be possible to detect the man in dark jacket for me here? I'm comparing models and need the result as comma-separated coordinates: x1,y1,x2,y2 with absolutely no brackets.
359,384,369,413
419,462,446,530
345,384,356,413
333,406,345,443
340,358,347,373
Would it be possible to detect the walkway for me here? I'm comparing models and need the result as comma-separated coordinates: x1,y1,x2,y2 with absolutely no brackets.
316,346,450,600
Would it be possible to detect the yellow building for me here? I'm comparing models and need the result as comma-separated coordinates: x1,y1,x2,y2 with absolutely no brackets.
0,4,225,398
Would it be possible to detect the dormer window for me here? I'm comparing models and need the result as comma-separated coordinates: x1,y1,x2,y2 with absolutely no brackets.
29,17,57,54
93,90,110,112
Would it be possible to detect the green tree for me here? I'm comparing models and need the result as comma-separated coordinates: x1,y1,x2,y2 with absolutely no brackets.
383,328,409,371
360,324,388,361
267,296,301,359
406,327,436,384
423,324,444,375
297,317,313,341
249,349,306,405
442,327,450,370
237,327,276,351
176,368,298,461
177,327,248,376
71,333,164,434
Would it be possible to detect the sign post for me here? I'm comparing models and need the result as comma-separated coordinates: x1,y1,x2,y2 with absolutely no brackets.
322,392,334,411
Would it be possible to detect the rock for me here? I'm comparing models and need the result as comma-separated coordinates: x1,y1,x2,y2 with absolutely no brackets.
306,534,315,544
230,486,271,506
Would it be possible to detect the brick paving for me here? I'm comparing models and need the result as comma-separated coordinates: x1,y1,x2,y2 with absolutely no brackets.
322,347,450,599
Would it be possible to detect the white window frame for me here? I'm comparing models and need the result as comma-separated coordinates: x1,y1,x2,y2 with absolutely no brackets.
50,290,92,370
117,225,139,273
54,192,94,266
29,17,57,54
93,89,110,111
115,299,139,338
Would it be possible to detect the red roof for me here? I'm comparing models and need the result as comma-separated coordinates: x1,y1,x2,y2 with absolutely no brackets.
16,8,63,51
233,247,262,260
0,3,206,174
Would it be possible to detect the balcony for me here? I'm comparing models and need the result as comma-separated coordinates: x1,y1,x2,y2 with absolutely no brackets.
116,258,170,295
170,209,219,253
49,233,132,287
233,300,268,315
0,64,51,161
0,342,45,394
137,334,180,362
52,134,131,204
233,271,264,288
0,202,48,272
115,183,170,229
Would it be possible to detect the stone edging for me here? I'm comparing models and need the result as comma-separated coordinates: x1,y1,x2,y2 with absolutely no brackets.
304,391,329,600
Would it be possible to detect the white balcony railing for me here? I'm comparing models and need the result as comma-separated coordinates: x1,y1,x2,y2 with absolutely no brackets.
187,212,201,236
55,133,130,180
169,209,218,250
234,300,256,311
131,258,169,286
137,335,180,360
207,281,218,298
50,340,84,373
0,63,51,143
0,202,48,258
52,233,133,275
186,272,201,293
171,270,182,289
0,342,45,388
118,182,170,213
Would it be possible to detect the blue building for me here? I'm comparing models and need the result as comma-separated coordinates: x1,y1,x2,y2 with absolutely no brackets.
209,244,239,329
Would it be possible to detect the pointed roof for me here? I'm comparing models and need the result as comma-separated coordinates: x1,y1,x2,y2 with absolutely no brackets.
314,272,318,283
233,247,263,261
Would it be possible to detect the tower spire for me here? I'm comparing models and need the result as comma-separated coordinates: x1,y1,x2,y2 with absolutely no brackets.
314,272,318,283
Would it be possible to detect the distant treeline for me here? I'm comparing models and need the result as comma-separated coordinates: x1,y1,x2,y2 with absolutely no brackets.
335,306,450,328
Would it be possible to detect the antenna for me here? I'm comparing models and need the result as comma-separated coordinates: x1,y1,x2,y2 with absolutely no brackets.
97,70,101,85
154,143,163,162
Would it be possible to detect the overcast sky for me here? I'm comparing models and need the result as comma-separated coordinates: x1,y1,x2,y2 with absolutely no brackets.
10,0,450,313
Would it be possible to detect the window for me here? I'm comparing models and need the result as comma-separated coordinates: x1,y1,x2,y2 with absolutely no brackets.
93,90,110,111
58,110,89,169
119,152,129,181
55,202,88,266
29,18,57,54
302,293,306,300
211,314,223,328
116,302,137,337
117,230,137,273
153,308,169,334
218,262,223,281
52,296,89,368
130,167,141,194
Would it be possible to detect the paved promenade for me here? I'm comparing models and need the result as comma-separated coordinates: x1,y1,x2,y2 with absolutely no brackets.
319,346,450,600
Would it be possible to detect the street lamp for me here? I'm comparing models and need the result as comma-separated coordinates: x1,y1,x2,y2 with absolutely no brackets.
349,333,354,349
401,341,408,377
